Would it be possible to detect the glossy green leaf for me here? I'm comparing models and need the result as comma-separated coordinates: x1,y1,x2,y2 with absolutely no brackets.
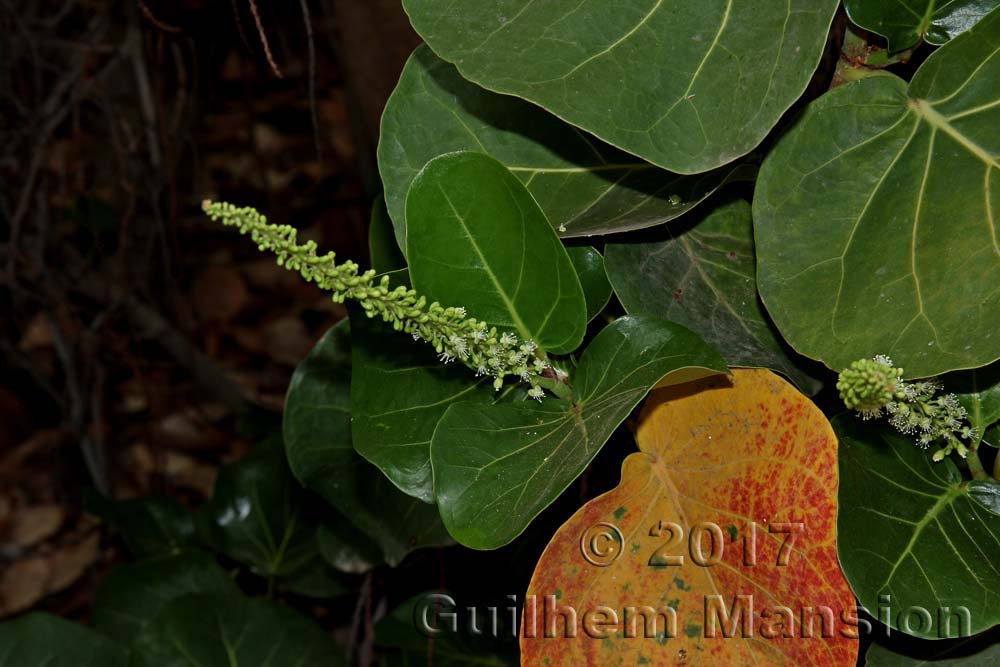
566,246,613,322
755,12,1000,378
836,415,1000,639
131,594,346,666
316,520,383,574
866,630,1000,665
403,0,839,174
92,550,239,643
284,320,453,566
606,199,821,394
432,315,726,549
84,491,196,558
944,362,1000,442
370,194,406,273
378,46,752,247
406,152,587,354
845,0,999,51
199,437,346,597
351,309,493,502
0,613,127,667
376,593,516,666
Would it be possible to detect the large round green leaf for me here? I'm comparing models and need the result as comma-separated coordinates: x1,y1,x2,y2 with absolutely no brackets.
0,614,127,667
606,199,821,394
284,320,452,566
350,308,493,503
432,315,726,549
199,437,346,598
566,246,613,322
131,594,346,666
402,0,839,174
378,46,751,248
406,152,587,354
755,11,1000,378
836,415,1000,639
369,195,405,274
844,0,999,52
866,631,1000,665
376,593,516,665
84,492,196,558
92,551,239,643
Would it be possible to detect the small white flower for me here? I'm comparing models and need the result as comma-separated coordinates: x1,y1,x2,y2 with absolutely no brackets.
439,351,455,363
449,335,469,358
474,328,488,342
873,354,893,367
455,307,467,317
475,365,487,377
412,333,421,341
860,408,882,420
500,332,517,346
528,386,545,401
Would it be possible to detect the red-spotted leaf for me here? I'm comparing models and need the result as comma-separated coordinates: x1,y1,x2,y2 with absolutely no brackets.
522,369,858,666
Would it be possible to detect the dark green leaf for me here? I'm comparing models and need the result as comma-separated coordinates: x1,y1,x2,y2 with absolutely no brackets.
403,0,839,174
284,320,453,566
199,437,345,597
0,613,127,667
866,628,1000,665
376,593,516,666
566,247,613,323
84,491,196,558
351,309,493,502
406,152,587,354
92,550,239,643
131,594,346,666
432,315,726,549
378,46,752,246
755,12,1000,378
370,194,406,273
836,415,1000,638
316,520,383,574
845,0,999,51
606,199,821,394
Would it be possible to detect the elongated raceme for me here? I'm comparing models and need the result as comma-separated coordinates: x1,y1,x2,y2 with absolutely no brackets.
203,201,550,398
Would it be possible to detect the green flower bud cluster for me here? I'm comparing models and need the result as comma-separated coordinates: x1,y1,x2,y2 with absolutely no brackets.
837,355,906,415
203,201,550,398
838,355,975,461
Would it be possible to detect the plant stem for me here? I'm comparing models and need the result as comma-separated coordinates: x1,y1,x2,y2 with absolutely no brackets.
535,375,573,402
966,447,989,480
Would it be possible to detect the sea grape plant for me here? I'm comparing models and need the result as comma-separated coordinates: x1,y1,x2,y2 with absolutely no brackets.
237,4,1000,663
6,2,1000,665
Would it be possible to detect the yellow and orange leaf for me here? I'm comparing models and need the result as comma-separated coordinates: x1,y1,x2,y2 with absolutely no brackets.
521,369,858,666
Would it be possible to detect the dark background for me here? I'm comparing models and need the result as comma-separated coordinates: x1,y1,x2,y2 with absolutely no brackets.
0,2,636,660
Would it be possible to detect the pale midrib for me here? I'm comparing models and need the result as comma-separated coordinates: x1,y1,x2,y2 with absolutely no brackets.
918,0,938,36
876,485,964,594
438,187,533,340
910,98,1000,170
549,0,666,83
646,460,765,667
